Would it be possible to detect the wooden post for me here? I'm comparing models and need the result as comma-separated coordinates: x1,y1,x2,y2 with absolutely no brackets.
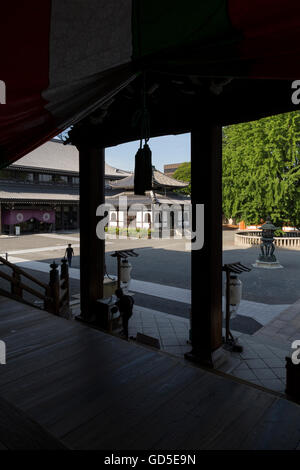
61,205,64,230
60,257,70,303
49,261,60,315
78,145,105,320
11,271,22,298
185,125,223,367
225,269,230,343
117,254,121,289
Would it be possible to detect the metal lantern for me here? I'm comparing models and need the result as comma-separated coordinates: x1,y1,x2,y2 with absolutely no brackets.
259,218,278,262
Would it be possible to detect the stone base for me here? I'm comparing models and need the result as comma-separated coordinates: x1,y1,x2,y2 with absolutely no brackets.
184,346,230,369
252,260,283,269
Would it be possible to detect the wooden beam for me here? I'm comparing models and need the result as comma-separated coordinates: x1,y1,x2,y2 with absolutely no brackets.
185,125,223,367
78,145,105,320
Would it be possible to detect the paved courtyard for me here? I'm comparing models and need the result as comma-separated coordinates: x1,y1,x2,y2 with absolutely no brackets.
1,229,299,330
1,229,300,395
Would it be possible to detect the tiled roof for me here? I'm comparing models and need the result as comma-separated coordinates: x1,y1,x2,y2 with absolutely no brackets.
106,190,190,206
153,169,188,188
110,167,188,190
0,185,190,205
0,182,79,202
154,192,191,205
106,191,153,206
10,141,131,178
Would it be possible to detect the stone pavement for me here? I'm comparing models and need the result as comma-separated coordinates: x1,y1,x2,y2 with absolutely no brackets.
124,305,294,395
254,299,300,348
232,299,291,326
69,295,297,395
128,305,192,357
220,333,290,393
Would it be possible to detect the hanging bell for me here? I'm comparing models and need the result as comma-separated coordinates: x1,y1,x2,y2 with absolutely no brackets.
134,143,152,195
143,143,152,190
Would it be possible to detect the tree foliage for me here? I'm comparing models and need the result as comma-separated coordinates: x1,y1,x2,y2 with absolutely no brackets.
222,111,300,227
173,162,191,195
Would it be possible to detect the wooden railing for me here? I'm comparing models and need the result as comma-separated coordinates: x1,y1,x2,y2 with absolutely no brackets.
0,256,70,317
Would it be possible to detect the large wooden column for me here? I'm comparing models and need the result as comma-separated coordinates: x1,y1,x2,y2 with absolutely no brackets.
78,144,105,320
185,124,223,367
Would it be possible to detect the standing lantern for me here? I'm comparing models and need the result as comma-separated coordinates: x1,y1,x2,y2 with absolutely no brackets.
229,274,242,318
222,262,251,352
253,217,283,269
110,249,138,291
120,258,132,291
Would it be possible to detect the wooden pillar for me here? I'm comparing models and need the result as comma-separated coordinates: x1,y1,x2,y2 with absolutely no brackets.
185,125,223,367
78,145,105,320
61,205,64,230
76,204,80,229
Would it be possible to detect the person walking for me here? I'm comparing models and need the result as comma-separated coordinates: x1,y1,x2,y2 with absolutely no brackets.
115,288,134,340
65,243,74,267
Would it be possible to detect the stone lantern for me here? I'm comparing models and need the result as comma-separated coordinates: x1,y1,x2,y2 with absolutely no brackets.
253,218,283,269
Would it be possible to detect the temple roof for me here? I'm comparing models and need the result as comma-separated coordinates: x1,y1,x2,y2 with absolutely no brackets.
0,183,190,206
106,190,190,207
0,182,79,203
109,167,188,190
10,141,131,178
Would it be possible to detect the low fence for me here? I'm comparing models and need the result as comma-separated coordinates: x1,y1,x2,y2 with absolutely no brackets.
0,256,70,317
235,230,300,250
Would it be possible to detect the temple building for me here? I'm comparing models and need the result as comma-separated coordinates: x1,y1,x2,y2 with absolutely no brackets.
106,168,190,233
0,140,189,235
0,140,131,234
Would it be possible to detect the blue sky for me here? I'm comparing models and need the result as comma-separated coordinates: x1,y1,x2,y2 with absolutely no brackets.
105,133,190,172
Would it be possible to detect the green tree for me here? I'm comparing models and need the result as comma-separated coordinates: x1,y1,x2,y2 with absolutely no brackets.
222,111,300,227
173,162,191,195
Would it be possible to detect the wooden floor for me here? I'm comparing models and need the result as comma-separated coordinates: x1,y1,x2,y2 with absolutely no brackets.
0,295,300,450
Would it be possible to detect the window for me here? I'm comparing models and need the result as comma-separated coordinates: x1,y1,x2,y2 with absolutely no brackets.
16,172,34,182
39,174,52,182
72,177,79,184
144,213,151,223
54,175,68,184
0,169,12,179
25,173,34,182
15,171,33,181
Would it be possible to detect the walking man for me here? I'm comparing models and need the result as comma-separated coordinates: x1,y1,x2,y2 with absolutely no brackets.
65,243,74,267
115,288,134,339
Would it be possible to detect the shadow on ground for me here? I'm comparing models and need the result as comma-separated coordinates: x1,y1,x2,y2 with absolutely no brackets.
223,246,300,304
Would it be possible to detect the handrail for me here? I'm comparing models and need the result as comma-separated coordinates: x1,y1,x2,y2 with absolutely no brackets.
0,256,48,289
0,256,70,316
0,269,46,300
